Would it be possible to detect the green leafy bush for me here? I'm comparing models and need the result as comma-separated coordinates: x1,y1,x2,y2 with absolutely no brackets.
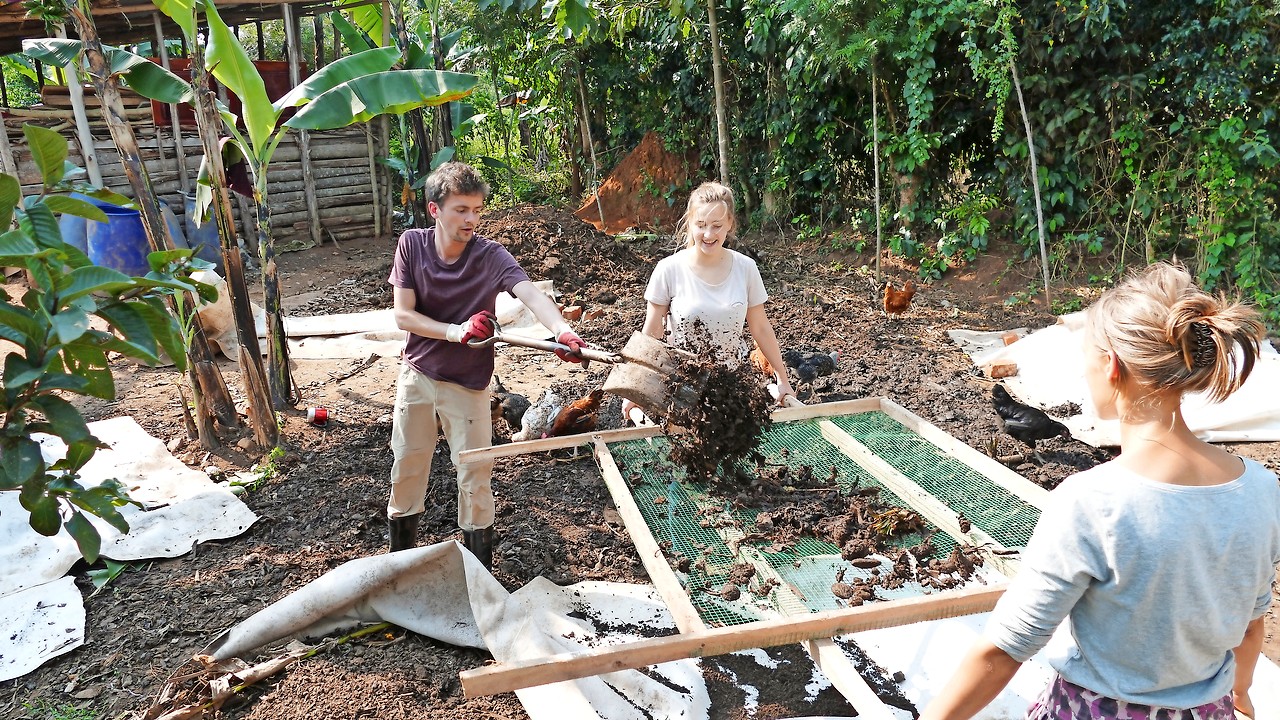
0,125,214,563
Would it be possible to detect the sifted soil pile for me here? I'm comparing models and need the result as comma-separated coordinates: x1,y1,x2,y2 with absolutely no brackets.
575,132,699,234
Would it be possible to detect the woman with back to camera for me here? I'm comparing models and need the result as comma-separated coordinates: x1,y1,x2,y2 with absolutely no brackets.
620,181,794,423
921,262,1279,720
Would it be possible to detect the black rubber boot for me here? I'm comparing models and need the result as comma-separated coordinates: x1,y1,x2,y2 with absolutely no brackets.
462,526,494,570
388,513,422,553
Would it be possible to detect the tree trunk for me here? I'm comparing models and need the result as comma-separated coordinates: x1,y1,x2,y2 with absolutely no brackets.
253,180,295,409
431,15,454,146
872,61,882,284
575,66,605,229
65,2,238,448
392,0,432,225
189,23,278,449
707,0,730,185
1010,61,1051,304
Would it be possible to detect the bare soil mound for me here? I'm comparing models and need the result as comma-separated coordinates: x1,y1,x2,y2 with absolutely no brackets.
575,132,699,234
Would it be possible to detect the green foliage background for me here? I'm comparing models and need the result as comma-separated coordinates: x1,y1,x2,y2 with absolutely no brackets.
440,0,1278,326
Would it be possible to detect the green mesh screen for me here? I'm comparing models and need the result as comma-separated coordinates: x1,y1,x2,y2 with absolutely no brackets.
829,412,1040,549
605,410,1039,628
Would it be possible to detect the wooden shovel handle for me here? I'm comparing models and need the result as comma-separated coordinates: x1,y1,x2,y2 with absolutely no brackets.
489,331,623,363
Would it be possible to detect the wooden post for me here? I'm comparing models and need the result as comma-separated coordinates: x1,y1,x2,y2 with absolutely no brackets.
154,12,190,192
255,20,265,61
366,122,380,238
706,0,730,185
1,68,9,108
282,3,322,248
57,25,104,187
0,120,17,177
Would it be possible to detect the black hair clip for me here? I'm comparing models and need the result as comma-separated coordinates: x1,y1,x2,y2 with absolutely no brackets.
1191,321,1215,368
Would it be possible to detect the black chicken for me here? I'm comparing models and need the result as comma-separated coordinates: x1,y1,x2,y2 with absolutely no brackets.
782,349,840,384
490,376,530,431
991,384,1071,463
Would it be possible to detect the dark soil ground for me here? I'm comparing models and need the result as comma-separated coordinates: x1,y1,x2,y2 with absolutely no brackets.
4,204,1278,720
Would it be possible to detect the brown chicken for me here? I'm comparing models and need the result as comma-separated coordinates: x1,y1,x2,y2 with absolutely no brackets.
749,343,774,378
883,280,918,315
548,389,605,437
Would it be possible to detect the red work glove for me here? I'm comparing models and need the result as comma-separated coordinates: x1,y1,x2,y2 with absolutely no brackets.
461,311,496,343
556,330,587,365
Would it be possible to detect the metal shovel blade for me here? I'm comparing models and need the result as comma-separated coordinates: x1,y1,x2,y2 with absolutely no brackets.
603,332,708,417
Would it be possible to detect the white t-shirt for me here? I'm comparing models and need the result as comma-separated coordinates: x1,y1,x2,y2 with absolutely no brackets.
644,248,768,363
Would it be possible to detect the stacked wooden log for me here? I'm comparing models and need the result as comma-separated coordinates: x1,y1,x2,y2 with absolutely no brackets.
1,91,387,252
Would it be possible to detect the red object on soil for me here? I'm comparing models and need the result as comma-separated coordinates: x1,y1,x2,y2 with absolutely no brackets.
306,407,329,426
576,132,699,235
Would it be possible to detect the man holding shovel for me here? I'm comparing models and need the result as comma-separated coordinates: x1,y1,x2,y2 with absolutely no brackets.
386,161,588,568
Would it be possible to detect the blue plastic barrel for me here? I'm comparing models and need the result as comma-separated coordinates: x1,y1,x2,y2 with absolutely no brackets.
86,204,150,276
183,191,225,272
58,212,89,254
58,195,185,273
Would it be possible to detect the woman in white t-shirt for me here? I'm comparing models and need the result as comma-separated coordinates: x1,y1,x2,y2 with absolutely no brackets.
621,182,794,422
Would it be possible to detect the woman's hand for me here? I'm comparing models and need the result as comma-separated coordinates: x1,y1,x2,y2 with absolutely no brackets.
775,378,797,406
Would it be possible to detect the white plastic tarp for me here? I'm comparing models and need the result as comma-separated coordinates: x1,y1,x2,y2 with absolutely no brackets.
0,417,258,682
202,541,711,719
950,314,1280,447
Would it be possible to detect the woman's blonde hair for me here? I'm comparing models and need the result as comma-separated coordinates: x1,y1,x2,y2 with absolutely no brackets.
676,182,736,249
1085,262,1265,403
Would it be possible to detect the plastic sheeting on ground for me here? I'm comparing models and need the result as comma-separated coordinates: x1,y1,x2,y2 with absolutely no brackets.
204,541,712,719
949,314,1280,447
0,417,258,682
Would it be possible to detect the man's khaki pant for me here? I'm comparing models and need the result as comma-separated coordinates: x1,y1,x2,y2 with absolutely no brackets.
387,363,494,530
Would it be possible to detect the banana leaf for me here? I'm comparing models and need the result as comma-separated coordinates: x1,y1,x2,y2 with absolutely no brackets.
152,0,198,43
285,70,479,130
330,11,375,54
273,46,400,112
22,39,191,104
201,0,276,155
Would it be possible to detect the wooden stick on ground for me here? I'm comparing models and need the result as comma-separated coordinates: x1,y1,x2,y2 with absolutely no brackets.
459,583,1005,698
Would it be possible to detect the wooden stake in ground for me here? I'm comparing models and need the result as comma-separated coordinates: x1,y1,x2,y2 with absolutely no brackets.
706,0,730,185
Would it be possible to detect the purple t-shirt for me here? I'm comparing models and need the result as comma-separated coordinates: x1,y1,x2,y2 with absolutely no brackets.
388,227,529,390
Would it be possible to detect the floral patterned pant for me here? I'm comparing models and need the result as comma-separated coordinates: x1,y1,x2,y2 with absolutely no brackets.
1026,675,1235,720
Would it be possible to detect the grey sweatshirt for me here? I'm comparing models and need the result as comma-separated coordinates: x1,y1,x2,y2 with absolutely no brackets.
986,458,1280,708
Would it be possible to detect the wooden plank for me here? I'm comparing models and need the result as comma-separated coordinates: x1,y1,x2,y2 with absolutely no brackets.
804,638,899,720
816,420,1020,577
459,583,1005,698
593,438,706,634
458,424,666,465
770,396,882,422
878,398,1050,510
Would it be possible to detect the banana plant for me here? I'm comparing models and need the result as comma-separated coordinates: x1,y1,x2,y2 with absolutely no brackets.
154,0,479,408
